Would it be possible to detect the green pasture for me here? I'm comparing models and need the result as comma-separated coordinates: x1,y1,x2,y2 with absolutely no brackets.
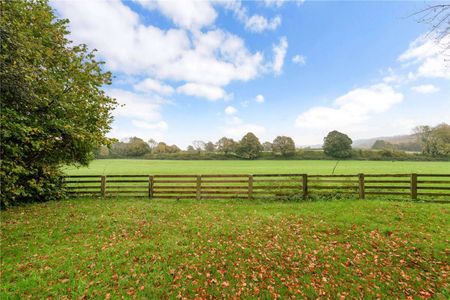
1,198,448,299
63,159,450,175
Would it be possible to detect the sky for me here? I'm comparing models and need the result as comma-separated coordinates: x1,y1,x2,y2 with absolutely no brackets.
50,0,450,148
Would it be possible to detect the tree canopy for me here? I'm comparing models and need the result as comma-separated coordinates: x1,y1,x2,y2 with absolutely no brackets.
323,131,353,158
1,1,116,206
272,136,296,156
236,132,263,159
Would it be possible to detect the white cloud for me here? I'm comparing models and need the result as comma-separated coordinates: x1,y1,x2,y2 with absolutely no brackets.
272,37,288,74
295,84,404,130
135,0,217,30
411,84,440,94
177,83,230,101
108,88,166,121
398,34,450,80
292,54,306,65
264,0,305,7
255,94,265,103
225,106,238,115
133,78,174,95
245,15,281,32
131,120,168,130
52,1,266,98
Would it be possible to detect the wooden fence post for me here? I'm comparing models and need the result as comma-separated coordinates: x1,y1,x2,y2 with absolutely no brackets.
148,175,154,199
358,173,365,199
101,175,106,197
196,175,202,200
248,175,253,200
411,173,417,200
302,174,308,200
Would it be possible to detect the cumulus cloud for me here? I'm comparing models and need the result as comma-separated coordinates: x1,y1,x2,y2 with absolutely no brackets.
255,94,265,103
133,78,174,95
108,88,166,121
398,34,450,80
272,37,288,74
292,54,306,65
245,15,281,32
131,120,168,130
135,0,217,30
295,84,404,130
177,83,230,101
225,106,238,115
52,1,266,101
264,0,305,7
411,84,440,94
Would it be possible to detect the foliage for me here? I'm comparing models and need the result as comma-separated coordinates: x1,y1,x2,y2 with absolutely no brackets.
216,137,237,154
204,141,216,152
236,132,263,159
1,199,448,298
111,137,150,157
0,0,116,206
272,136,296,156
323,131,353,158
415,123,450,157
262,141,273,152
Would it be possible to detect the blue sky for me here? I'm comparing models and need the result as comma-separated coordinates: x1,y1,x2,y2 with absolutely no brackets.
51,0,450,147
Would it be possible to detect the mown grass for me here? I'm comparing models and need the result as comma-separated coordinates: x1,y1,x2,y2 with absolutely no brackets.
63,159,450,175
1,198,448,299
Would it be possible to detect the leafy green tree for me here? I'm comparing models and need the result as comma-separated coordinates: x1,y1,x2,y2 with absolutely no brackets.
216,137,237,154
272,136,296,156
148,139,157,152
262,141,273,152
323,131,353,158
371,140,395,150
0,1,116,206
415,123,450,157
236,132,262,159
126,137,150,156
186,145,195,152
204,142,216,152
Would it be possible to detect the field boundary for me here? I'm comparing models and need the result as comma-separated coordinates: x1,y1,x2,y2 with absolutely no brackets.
63,173,450,201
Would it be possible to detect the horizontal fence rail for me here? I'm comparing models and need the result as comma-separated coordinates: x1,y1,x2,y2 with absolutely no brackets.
63,173,450,201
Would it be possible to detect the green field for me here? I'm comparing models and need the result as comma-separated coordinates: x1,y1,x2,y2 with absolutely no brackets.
1,198,448,298
64,159,450,175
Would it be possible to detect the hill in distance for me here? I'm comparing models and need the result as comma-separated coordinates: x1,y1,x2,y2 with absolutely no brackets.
352,133,419,149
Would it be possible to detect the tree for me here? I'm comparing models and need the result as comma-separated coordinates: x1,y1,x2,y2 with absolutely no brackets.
412,4,450,49
153,142,169,154
186,145,195,152
262,141,273,152
192,140,205,152
415,123,450,157
371,140,395,150
216,137,236,154
323,131,353,158
126,137,150,156
148,139,157,152
0,1,116,206
272,136,296,156
204,142,216,152
236,132,262,159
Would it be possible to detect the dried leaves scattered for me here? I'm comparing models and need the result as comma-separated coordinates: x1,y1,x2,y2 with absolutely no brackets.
1,199,448,299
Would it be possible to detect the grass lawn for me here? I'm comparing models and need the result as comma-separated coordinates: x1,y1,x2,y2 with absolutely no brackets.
1,198,448,299
63,159,450,175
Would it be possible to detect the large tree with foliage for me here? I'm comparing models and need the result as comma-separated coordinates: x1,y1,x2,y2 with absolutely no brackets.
415,123,450,157
236,132,262,159
0,1,117,206
323,131,353,158
272,136,296,156
216,137,237,154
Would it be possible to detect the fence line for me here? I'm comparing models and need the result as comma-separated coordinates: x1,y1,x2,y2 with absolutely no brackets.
63,173,450,201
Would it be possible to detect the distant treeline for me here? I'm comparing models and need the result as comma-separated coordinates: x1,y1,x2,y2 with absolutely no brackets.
96,123,450,161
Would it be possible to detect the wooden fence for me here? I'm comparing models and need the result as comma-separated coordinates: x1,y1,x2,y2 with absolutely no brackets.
63,173,450,201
